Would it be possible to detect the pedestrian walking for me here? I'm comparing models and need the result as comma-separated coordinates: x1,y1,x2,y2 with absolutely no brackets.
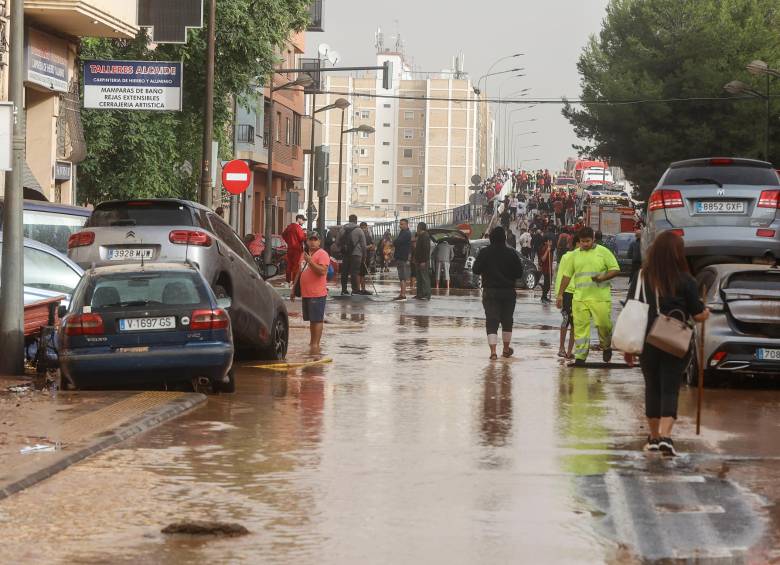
281,214,307,283
413,222,432,300
557,227,620,367
628,229,643,285
518,229,532,259
625,232,709,456
290,232,330,355
538,238,553,304
392,219,412,301
555,235,578,358
472,227,524,360
433,239,455,290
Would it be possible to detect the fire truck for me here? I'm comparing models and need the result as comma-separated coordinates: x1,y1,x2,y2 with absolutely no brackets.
583,192,637,235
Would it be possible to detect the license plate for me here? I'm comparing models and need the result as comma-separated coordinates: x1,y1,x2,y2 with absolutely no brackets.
757,348,780,361
695,201,745,214
109,248,154,261
119,316,176,331
116,346,150,353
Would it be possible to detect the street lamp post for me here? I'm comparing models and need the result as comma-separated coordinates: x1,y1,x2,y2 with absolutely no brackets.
307,97,350,232
263,73,313,267
336,119,375,225
496,83,527,167
509,120,537,167
725,60,780,161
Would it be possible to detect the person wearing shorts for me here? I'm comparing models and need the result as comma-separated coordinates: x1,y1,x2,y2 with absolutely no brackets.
294,232,330,355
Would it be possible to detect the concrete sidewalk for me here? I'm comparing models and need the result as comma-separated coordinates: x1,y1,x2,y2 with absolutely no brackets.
0,379,205,499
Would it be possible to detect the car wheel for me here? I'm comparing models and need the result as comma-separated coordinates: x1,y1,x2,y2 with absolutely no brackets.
685,351,717,388
263,316,288,360
215,369,235,394
525,272,537,290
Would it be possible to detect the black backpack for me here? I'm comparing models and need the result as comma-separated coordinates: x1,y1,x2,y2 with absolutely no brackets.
341,225,357,256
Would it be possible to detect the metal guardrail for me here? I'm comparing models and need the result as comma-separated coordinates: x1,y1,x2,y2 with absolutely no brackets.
370,203,489,240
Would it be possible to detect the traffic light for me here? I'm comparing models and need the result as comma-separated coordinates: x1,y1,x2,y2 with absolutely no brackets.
315,146,330,197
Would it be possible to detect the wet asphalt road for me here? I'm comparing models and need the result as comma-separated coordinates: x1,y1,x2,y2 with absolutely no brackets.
1,276,779,564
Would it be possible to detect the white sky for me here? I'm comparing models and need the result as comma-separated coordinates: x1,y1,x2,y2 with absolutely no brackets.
305,0,611,172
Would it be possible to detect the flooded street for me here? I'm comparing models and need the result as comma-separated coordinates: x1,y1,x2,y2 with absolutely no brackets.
1,279,779,564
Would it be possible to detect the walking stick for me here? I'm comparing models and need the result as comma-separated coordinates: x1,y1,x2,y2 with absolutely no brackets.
696,315,706,436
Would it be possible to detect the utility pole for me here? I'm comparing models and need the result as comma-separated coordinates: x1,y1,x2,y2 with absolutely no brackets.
0,0,26,375
263,74,276,266
199,0,216,206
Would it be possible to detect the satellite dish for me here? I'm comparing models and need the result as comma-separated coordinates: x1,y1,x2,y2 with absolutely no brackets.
328,50,341,65
318,43,330,57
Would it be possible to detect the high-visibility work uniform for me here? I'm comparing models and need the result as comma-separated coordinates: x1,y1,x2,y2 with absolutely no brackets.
560,245,620,361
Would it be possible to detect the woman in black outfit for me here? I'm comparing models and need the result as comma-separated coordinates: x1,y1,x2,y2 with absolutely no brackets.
472,227,524,360
627,231,709,456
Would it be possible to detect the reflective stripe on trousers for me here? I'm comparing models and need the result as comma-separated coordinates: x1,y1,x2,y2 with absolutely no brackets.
572,300,613,361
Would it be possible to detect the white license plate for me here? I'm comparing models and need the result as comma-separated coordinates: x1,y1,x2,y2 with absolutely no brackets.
109,248,154,261
757,348,780,361
116,346,150,353
695,201,745,214
119,316,176,331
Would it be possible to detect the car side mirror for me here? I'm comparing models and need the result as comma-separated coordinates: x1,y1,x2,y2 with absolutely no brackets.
57,305,67,319
216,297,232,309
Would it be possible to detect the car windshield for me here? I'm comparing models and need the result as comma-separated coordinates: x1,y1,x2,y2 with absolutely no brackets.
0,245,82,294
663,165,780,187
23,209,88,254
87,272,208,309
89,202,193,227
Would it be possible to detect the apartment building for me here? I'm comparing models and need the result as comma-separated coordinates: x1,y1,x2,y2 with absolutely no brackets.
310,49,493,223
0,0,137,203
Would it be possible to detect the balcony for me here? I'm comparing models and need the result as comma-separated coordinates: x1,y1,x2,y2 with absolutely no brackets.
25,0,138,39
306,0,323,32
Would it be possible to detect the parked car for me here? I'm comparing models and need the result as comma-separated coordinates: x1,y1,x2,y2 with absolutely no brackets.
462,238,540,290
59,263,234,392
645,157,780,271
0,232,83,307
608,232,637,274
685,263,780,386
0,198,92,254
245,233,288,273
67,199,288,358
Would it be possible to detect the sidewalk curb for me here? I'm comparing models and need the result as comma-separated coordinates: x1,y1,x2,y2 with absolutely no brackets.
0,392,206,501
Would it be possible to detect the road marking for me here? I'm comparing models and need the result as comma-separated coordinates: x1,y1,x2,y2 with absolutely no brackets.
244,358,333,371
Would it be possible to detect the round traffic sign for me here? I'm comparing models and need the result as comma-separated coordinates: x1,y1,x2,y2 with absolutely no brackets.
222,159,251,195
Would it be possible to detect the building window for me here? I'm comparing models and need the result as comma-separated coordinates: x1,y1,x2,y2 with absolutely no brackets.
403,149,413,158
382,141,391,146
293,114,301,145
359,131,370,139
383,123,391,127
383,103,391,108
285,117,291,145
381,180,389,184
404,111,414,120
404,129,413,140
403,190,412,196
381,198,389,203
402,206,410,211
357,185,369,196
275,112,282,142
382,160,390,165
359,167,369,176
360,110,370,119
359,148,368,156
402,168,413,178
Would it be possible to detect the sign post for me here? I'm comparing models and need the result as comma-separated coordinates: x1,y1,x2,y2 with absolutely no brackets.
221,159,251,195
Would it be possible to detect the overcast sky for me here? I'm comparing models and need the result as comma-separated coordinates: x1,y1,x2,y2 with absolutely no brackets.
305,0,611,172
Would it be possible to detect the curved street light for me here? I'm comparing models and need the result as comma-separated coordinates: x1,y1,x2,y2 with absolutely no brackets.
337,121,375,224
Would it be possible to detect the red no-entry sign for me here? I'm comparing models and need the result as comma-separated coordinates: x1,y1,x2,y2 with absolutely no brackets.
222,159,251,195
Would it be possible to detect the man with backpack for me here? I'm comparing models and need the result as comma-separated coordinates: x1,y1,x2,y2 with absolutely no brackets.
338,214,367,296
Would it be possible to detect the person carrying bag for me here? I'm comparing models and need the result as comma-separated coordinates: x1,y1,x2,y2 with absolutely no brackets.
624,231,709,457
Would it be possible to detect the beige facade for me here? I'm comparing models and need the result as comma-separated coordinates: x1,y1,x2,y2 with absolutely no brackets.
0,1,138,203
308,52,493,224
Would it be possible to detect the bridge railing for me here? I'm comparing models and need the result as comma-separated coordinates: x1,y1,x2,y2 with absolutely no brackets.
369,203,489,241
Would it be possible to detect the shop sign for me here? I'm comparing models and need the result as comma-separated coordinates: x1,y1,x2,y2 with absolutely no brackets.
25,28,69,93
83,60,182,111
54,160,72,182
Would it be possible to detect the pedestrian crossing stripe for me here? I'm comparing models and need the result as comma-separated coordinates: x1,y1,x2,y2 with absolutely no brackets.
244,358,333,371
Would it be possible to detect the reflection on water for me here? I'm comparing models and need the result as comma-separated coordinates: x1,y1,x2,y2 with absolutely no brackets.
480,363,513,447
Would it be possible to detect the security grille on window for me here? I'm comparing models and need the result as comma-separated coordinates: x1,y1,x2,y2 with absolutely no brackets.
404,129,413,140
403,149,413,158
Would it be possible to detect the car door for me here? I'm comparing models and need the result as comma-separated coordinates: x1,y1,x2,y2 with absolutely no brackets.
207,214,274,347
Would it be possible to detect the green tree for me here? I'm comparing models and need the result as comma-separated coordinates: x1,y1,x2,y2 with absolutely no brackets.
564,0,780,199
78,0,311,204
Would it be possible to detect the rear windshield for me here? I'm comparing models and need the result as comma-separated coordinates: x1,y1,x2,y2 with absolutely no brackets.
88,202,193,227
23,209,88,253
664,166,780,187
87,272,208,309
726,272,780,292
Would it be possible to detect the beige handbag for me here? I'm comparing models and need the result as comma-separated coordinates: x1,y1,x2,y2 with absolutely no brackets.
645,288,693,358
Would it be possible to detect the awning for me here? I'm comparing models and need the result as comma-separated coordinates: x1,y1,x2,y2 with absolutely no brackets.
23,162,46,201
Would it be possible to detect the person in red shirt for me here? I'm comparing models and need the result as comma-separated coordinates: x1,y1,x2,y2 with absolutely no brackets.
291,232,330,355
281,214,307,283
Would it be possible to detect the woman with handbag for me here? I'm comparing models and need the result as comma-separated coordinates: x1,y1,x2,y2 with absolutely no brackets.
627,231,709,456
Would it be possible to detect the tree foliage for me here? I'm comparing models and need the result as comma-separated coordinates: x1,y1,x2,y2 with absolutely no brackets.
77,0,311,204
563,0,780,199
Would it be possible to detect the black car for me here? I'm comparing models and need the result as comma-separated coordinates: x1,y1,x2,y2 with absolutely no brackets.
462,239,540,290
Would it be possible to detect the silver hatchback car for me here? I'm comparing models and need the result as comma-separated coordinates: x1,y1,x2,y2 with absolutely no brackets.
686,263,780,385
67,199,288,359
645,157,780,270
